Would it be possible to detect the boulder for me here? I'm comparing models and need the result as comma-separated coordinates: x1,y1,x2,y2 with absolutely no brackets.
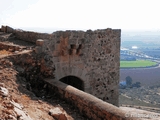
49,107,67,120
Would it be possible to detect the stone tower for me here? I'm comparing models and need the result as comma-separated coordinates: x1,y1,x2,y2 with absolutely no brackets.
41,28,121,106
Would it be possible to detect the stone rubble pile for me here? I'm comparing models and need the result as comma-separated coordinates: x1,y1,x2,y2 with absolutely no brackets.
0,84,32,120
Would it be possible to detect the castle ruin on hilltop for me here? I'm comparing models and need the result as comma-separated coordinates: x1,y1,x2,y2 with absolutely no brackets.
1,25,121,106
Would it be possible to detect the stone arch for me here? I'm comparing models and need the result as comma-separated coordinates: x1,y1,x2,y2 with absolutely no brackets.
55,64,90,92
59,76,84,91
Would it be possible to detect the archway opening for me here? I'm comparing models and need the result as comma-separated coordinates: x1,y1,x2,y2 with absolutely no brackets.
59,76,84,91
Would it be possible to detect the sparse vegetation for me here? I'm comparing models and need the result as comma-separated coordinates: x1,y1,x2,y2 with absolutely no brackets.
119,86,160,109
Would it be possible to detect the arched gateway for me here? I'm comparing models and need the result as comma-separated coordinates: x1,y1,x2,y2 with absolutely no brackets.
59,76,84,91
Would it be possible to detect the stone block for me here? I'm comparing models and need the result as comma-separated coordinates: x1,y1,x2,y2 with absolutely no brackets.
36,39,44,46
49,108,67,120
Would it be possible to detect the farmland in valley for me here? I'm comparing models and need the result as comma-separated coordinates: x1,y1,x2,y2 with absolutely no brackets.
120,60,157,68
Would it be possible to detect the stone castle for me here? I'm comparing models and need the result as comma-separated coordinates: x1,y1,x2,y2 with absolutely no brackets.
1,25,121,106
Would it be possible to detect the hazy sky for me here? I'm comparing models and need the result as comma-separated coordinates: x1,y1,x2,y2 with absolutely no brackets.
0,0,160,31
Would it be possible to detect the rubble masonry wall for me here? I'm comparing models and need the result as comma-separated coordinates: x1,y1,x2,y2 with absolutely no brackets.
41,29,121,106
1,26,121,106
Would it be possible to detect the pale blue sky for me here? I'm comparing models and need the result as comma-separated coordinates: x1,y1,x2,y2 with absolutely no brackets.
1,0,160,31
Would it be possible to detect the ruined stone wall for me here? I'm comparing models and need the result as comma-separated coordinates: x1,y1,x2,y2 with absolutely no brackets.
0,26,52,43
1,25,14,33
6,26,14,33
1,25,6,32
13,31,52,43
41,29,121,106
1,25,121,106
43,79,136,120
4,51,134,120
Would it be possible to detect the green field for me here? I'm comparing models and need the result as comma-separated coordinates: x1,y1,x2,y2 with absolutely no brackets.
120,60,157,68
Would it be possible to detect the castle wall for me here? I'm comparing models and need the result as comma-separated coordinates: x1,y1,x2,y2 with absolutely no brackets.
1,25,6,32
43,79,135,120
1,25,14,33
6,26,14,33
41,29,121,106
1,25,121,106
0,25,52,43
14,30,52,43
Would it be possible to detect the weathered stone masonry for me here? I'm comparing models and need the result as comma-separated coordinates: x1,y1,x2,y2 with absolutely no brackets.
40,29,121,106
1,25,121,106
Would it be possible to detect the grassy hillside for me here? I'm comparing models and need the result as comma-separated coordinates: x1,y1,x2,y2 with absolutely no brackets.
120,60,157,68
